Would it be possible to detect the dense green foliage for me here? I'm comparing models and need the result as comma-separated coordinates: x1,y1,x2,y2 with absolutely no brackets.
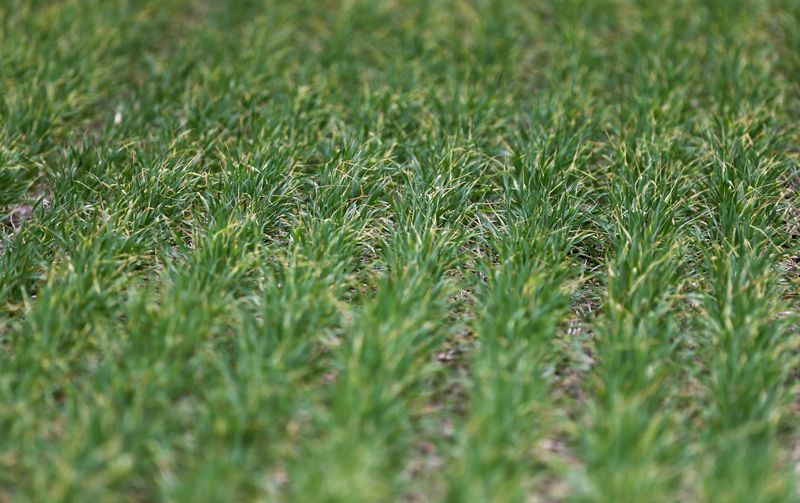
1,0,799,501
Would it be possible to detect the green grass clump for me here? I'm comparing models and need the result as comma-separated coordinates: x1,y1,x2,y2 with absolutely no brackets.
1,0,799,501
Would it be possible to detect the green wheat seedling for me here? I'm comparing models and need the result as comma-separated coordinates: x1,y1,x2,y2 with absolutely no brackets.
445,121,592,502
697,119,796,502
578,137,695,502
